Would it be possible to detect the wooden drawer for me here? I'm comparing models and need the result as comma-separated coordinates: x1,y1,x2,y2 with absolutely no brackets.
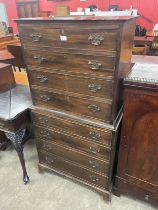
28,69,113,100
25,49,116,74
31,87,112,123
39,150,109,190
37,140,109,175
19,24,119,52
34,125,111,161
31,110,113,147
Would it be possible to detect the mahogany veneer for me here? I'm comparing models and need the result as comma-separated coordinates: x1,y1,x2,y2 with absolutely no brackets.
115,63,158,206
16,16,135,201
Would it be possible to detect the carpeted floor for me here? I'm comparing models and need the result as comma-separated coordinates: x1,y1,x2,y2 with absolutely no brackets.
0,140,157,210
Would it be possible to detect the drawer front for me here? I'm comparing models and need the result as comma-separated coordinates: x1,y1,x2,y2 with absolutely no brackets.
34,125,111,161
31,111,113,147
39,150,109,190
37,140,109,175
20,24,119,52
31,87,112,123
29,69,113,100
25,50,116,74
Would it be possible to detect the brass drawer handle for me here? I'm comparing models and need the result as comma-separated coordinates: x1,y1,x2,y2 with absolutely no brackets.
40,131,51,139
89,175,99,182
43,144,50,151
89,131,101,142
88,33,104,46
38,117,48,125
89,160,100,168
30,33,42,42
145,194,150,201
88,84,102,92
88,60,102,70
36,75,48,83
33,55,46,64
45,157,55,164
90,146,100,154
40,130,51,137
40,95,51,102
88,104,100,113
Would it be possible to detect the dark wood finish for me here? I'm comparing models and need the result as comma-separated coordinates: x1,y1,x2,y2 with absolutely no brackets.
0,63,15,92
38,161,110,201
133,36,154,55
28,68,113,100
31,109,113,147
25,49,116,75
19,24,118,51
134,36,153,46
31,86,112,123
7,42,26,70
37,139,110,175
39,150,109,190
114,63,158,205
0,84,32,183
17,18,135,124
16,1,39,18
16,17,135,201
0,50,15,65
34,125,111,162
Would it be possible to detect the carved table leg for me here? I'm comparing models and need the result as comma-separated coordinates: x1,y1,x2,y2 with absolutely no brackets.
5,128,29,184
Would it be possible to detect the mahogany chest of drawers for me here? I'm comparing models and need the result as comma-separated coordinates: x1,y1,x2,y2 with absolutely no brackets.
115,63,158,206
16,16,135,201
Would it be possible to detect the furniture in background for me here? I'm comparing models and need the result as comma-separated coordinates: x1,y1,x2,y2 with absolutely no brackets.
7,42,26,71
0,63,15,92
132,55,158,64
55,6,70,16
114,63,158,206
151,31,158,55
0,63,29,151
133,36,153,55
0,63,15,151
38,11,51,17
0,63,32,183
16,0,39,18
0,35,19,50
16,16,135,201
0,50,15,67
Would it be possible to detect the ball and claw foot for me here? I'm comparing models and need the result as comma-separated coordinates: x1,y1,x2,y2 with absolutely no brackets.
23,175,29,184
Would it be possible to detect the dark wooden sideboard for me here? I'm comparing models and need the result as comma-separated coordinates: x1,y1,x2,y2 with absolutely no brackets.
114,63,158,206
15,16,135,201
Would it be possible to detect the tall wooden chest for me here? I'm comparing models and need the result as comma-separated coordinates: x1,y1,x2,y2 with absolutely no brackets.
16,16,135,201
